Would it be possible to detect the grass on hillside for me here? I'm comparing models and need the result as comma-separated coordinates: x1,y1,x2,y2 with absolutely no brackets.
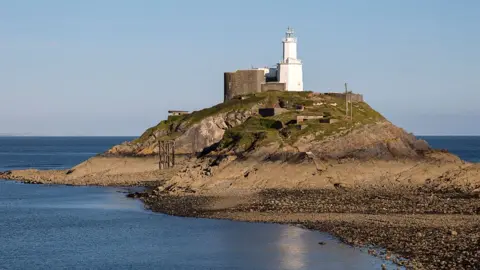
133,91,384,149
219,117,282,152
133,95,267,144
216,93,385,150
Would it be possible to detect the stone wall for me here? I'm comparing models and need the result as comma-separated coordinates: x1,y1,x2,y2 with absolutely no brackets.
224,70,266,102
325,92,364,102
296,115,324,123
261,82,286,92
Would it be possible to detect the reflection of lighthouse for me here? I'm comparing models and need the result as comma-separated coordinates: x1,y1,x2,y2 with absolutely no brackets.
278,226,306,270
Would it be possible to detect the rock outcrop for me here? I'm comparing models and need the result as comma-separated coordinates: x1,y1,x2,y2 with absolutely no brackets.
3,91,478,194
175,110,254,154
295,121,429,160
107,109,254,156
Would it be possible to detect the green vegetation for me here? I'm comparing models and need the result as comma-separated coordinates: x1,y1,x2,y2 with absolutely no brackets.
133,120,170,144
182,96,265,125
216,92,385,151
133,95,267,144
133,90,385,151
219,117,282,152
248,90,314,108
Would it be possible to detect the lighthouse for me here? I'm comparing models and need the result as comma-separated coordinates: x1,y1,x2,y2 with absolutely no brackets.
223,27,305,101
277,27,304,92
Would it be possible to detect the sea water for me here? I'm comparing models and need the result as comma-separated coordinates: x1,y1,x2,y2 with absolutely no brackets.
2,136,477,269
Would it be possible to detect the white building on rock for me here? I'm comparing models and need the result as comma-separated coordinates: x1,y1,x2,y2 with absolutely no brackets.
223,27,304,101
277,27,304,92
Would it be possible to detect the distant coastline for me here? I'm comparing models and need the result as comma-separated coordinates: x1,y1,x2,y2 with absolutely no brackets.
0,134,137,138
0,133,34,137
2,134,480,137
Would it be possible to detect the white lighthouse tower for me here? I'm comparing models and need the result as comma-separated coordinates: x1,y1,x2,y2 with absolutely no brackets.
278,27,303,91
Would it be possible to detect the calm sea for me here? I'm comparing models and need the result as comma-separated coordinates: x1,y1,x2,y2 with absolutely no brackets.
420,136,480,162
0,137,397,270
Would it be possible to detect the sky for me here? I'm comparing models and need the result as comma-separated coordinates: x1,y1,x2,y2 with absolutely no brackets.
1,0,479,136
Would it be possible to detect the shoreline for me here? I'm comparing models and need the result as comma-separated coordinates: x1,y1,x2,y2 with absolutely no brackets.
0,178,405,268
138,187,480,270
2,152,480,270
3,175,480,269
0,179,400,270
0,176,160,187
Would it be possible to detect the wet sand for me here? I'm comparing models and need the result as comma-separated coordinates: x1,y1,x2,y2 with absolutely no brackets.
139,188,480,270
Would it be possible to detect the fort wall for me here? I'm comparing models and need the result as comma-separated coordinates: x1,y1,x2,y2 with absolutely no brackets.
224,70,266,102
325,92,364,102
261,82,286,92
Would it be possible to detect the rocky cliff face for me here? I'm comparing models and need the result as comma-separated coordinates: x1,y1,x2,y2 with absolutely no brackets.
294,121,431,160
106,109,254,156
175,110,254,154
105,91,430,161
5,91,477,195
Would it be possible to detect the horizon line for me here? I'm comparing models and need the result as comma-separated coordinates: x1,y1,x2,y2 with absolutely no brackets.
1,134,480,137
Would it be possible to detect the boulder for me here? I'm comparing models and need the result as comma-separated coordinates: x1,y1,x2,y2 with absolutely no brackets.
414,139,431,152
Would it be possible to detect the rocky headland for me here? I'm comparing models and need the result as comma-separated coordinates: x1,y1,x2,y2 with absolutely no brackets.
2,91,480,269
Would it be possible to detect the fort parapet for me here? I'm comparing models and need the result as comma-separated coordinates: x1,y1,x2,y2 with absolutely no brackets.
224,70,290,102
261,82,286,92
224,70,265,102
325,92,364,102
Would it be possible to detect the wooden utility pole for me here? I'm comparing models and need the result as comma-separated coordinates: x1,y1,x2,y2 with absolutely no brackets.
345,83,349,119
345,83,354,121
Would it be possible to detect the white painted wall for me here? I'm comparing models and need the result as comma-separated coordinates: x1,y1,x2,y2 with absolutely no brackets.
283,38,297,61
278,29,303,92
278,63,303,91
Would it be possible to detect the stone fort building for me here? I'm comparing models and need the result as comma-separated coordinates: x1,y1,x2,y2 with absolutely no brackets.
224,27,304,102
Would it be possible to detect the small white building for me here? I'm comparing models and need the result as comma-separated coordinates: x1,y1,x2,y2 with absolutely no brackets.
168,110,189,116
253,67,278,82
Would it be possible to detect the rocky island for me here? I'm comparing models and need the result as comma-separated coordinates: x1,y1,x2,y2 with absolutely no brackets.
2,91,479,269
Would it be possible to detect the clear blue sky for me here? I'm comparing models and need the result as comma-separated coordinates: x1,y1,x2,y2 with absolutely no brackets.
1,0,479,136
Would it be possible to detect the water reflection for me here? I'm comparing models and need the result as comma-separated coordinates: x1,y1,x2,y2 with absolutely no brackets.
278,226,307,270
1,182,396,270
16,186,145,212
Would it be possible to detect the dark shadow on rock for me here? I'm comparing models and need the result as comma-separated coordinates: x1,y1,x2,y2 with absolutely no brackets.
199,142,220,158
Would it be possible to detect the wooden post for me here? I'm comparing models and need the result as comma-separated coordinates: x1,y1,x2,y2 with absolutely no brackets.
158,140,162,170
158,141,163,170
162,141,165,169
163,141,166,169
158,140,176,170
167,141,171,167
163,141,167,168
166,141,169,168
172,141,175,167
